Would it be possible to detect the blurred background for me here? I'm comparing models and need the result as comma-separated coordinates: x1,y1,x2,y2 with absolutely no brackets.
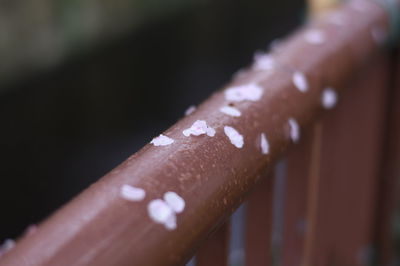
0,0,304,242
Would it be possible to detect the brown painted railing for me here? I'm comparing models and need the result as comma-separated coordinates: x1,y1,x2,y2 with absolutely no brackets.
1,0,399,265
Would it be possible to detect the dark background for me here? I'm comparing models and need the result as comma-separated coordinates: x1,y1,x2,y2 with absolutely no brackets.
0,0,304,241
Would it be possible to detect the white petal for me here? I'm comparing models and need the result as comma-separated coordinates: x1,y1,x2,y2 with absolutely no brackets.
288,118,300,143
225,83,263,102
304,29,326,45
220,106,241,117
260,133,269,154
183,120,215,137
164,191,185,213
321,87,338,109
371,26,387,45
148,199,174,224
0,239,15,256
253,52,275,70
292,71,309,93
184,105,196,116
120,184,146,201
164,213,177,230
224,126,244,148
206,127,216,137
326,12,346,26
151,134,174,146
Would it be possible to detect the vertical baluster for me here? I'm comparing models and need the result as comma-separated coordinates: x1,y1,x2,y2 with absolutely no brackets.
374,50,400,266
281,130,315,266
245,171,274,266
196,222,230,266
302,55,390,266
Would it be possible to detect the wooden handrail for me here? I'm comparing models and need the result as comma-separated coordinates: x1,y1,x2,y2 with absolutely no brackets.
0,1,394,265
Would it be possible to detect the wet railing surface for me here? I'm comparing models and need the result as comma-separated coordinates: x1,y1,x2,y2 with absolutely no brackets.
1,0,400,265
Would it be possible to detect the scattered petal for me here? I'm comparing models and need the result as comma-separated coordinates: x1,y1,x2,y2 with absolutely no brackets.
183,120,215,137
225,83,263,102
120,184,146,202
224,126,244,148
164,214,177,230
148,199,175,226
321,87,338,109
151,134,174,146
253,52,275,70
350,0,373,12
206,128,216,137
292,71,309,93
164,191,185,213
371,26,387,45
25,224,37,236
288,118,300,143
233,68,247,79
184,105,196,116
0,239,15,256
148,193,185,231
260,133,269,154
220,106,241,117
270,39,282,52
326,12,346,26
304,29,326,45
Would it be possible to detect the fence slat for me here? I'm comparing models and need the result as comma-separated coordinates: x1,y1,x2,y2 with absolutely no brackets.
196,223,230,266
303,54,390,266
374,50,400,266
281,129,315,266
245,172,274,266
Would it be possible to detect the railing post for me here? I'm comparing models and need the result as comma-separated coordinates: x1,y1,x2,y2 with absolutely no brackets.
245,171,274,266
196,223,230,266
302,54,391,265
374,48,400,266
